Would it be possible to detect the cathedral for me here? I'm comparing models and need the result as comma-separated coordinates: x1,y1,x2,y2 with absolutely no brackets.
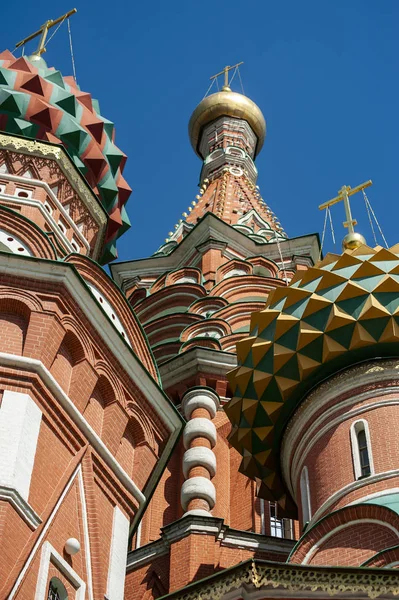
0,11,399,600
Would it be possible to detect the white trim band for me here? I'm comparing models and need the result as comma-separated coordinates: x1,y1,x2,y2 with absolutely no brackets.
183,447,216,478
181,476,216,511
182,388,220,419
183,418,217,449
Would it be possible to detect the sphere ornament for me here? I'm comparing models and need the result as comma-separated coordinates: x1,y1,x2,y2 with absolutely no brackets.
227,243,399,517
188,87,266,158
342,231,367,250
64,537,80,555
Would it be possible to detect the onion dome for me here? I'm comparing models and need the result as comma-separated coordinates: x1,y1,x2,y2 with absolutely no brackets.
0,50,131,263
188,86,266,158
227,243,399,516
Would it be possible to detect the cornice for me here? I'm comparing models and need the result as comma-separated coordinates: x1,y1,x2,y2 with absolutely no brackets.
159,558,399,600
111,214,320,290
127,516,293,572
159,347,237,390
0,132,107,257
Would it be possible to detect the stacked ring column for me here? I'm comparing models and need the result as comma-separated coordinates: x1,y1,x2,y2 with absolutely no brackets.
180,388,220,516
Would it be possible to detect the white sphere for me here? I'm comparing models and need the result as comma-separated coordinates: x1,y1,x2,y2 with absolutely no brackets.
65,537,80,555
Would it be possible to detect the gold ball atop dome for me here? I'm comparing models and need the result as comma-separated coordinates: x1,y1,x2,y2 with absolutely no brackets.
188,87,266,158
342,231,367,251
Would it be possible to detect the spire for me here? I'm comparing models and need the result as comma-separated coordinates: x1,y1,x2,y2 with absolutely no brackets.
157,70,288,253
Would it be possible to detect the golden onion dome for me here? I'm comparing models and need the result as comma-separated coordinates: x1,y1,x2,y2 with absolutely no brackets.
188,86,266,158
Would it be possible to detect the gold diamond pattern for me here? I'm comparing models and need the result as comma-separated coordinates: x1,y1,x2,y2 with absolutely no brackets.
226,244,399,516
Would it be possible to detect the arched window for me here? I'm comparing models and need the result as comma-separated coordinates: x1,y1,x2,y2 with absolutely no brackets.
350,419,374,480
300,466,312,525
48,577,68,600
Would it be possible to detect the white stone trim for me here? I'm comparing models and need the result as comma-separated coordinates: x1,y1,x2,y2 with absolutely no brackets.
282,362,399,498
0,485,41,529
0,173,90,251
126,516,294,571
347,488,399,507
0,254,182,436
350,419,375,480
308,469,399,526
9,466,80,599
184,508,212,517
181,476,216,511
0,390,42,501
0,229,31,255
106,506,130,600
302,519,399,565
183,418,217,449
77,470,94,600
287,395,399,500
34,541,86,600
182,388,220,419
0,353,145,507
88,283,131,348
300,466,311,524
183,447,216,478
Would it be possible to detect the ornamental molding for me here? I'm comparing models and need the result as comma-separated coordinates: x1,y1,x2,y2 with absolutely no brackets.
111,215,319,290
161,559,399,600
282,360,399,498
306,468,399,526
0,133,107,256
0,485,41,529
126,518,293,571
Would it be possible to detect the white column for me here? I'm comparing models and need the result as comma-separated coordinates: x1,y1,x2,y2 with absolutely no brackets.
0,390,42,501
180,388,220,517
106,506,130,600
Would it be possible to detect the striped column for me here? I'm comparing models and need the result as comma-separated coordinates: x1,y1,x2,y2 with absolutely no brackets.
181,387,219,517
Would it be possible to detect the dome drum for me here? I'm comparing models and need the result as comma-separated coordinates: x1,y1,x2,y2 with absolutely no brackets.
227,244,399,517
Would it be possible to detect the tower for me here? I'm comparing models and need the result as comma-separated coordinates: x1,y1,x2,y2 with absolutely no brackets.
112,69,320,598
227,187,399,570
0,18,182,599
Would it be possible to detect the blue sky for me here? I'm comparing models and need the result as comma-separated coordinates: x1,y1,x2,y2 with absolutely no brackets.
3,1,398,262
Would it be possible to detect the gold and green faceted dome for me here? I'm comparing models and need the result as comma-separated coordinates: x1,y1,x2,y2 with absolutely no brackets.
227,243,399,517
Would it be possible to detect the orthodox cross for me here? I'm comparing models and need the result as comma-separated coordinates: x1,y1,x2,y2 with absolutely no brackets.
319,180,372,234
15,8,77,57
210,62,244,88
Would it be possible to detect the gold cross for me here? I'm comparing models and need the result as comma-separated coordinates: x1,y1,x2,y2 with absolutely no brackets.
319,180,373,234
15,8,77,57
210,62,244,89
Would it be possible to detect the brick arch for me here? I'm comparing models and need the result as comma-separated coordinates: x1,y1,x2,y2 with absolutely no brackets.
0,205,57,259
94,360,124,403
50,330,86,394
60,315,94,364
0,297,31,355
116,422,136,479
83,374,116,436
362,544,399,568
126,400,156,450
64,254,159,383
289,503,399,567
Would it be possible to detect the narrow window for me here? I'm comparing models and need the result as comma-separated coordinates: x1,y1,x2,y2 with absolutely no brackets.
300,466,311,525
270,502,294,539
351,420,374,480
357,428,371,477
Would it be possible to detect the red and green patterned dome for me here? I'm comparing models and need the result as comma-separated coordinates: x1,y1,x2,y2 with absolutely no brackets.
0,50,131,263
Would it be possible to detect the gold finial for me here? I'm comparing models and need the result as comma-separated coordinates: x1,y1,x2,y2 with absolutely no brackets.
15,8,77,57
319,180,372,250
210,62,244,91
